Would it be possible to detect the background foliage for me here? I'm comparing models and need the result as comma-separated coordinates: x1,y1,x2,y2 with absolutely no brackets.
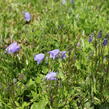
0,0,109,109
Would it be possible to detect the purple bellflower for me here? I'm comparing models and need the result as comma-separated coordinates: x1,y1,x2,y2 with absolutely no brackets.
45,72,57,80
88,36,93,43
34,53,45,64
24,12,31,22
88,33,94,43
6,42,20,54
60,51,66,59
103,38,108,46
48,49,60,59
97,31,102,38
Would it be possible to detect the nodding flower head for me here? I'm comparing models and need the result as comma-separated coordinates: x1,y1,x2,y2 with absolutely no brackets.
34,53,45,64
88,36,93,43
88,33,94,43
97,30,102,38
6,42,20,54
103,38,108,46
48,49,60,59
24,12,31,22
45,72,57,80
60,51,66,59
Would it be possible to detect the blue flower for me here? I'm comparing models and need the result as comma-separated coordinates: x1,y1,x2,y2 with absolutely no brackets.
60,51,66,59
97,31,102,38
48,49,60,59
88,36,93,43
88,33,94,43
103,38,108,46
45,72,57,80
34,53,45,64
6,42,20,54
24,12,31,22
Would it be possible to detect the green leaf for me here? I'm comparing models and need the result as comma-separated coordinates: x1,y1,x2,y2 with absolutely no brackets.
31,99,48,109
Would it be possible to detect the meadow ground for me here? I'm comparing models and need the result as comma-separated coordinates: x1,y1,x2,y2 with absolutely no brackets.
0,0,109,109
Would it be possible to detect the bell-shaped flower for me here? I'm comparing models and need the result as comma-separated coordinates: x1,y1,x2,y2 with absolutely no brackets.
34,53,45,64
24,12,31,22
97,30,102,38
48,49,60,59
6,42,20,54
88,36,93,43
103,38,108,46
45,72,57,80
60,51,66,59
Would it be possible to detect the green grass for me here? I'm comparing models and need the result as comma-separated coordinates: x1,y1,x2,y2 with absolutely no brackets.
0,0,109,109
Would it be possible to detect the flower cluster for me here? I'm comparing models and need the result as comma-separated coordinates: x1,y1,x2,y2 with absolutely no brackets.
5,42,66,81
88,31,108,46
33,49,66,80
34,49,66,64
6,12,108,83
48,49,66,59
